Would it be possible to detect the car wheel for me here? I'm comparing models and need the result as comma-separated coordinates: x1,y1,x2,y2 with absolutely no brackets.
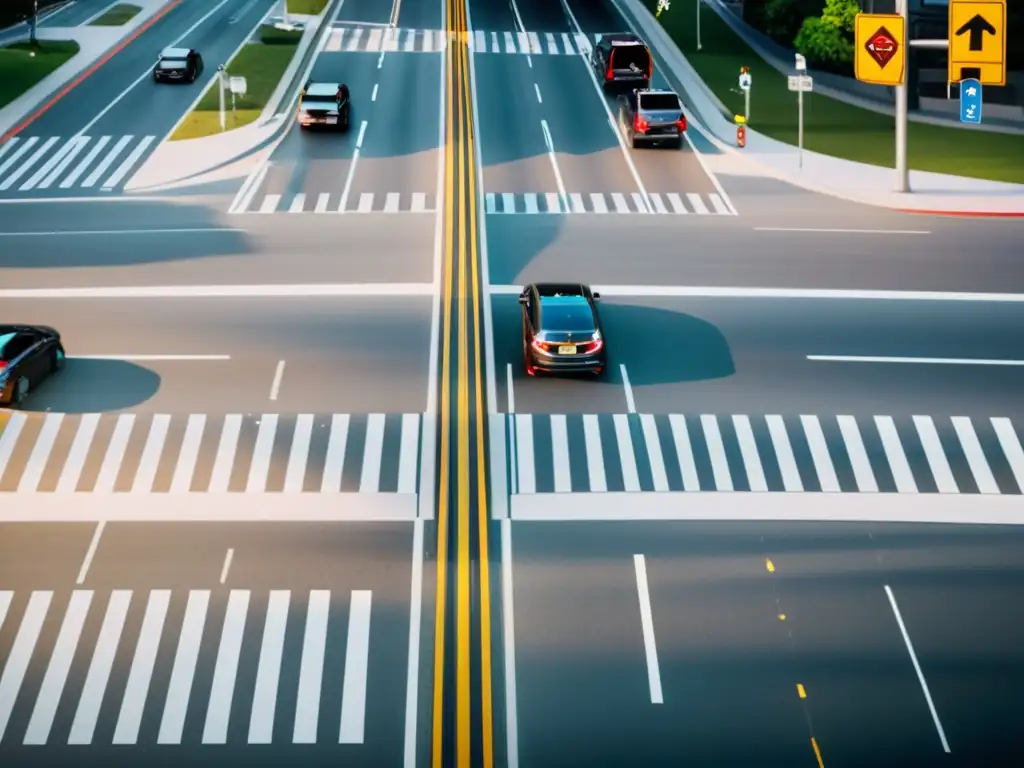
52,345,65,373
12,377,29,405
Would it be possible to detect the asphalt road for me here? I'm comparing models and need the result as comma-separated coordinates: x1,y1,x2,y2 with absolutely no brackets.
0,0,275,198
507,521,1024,768
0,520,426,764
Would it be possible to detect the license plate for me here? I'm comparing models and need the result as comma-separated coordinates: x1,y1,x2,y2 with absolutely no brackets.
326,116,337,124
558,345,576,355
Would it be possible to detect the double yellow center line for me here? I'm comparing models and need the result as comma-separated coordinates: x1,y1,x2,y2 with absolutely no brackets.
432,0,495,763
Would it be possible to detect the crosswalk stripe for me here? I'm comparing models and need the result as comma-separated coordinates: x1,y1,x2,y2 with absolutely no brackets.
384,192,400,212
734,415,768,491
57,413,98,492
0,591,12,633
37,135,88,188
708,193,730,214
24,590,93,745
668,415,699,490
248,590,289,743
293,590,330,743
133,414,170,493
667,192,687,213
876,415,916,492
82,135,132,188
289,192,306,212
0,591,53,741
284,414,314,492
524,192,538,213
322,414,350,492
360,413,386,492
837,416,877,492
614,414,640,491
702,414,732,490
247,415,277,492
339,590,372,743
18,412,63,492
0,137,22,166
259,193,280,212
516,414,536,494
953,416,999,493
68,590,132,745
321,26,610,54
914,415,958,493
0,136,58,190
412,192,427,212
640,414,668,491
95,414,135,492
20,137,80,191
398,413,420,493
992,417,1024,492
583,414,606,492
767,415,803,491
171,414,206,492
801,415,839,492
158,590,210,744
61,135,109,188
102,135,155,189
113,589,170,744
202,590,250,744
686,192,709,214
315,192,330,212
0,137,39,181
551,414,571,492
210,415,243,492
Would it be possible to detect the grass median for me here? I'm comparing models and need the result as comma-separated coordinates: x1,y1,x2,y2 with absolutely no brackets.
648,1,1024,184
0,40,80,110
286,0,329,13
170,25,302,141
89,3,142,25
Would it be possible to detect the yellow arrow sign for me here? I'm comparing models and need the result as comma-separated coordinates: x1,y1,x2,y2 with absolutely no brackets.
949,0,1006,85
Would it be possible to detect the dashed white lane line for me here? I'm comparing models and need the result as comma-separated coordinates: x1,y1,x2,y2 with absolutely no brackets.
534,83,542,103
372,83,379,101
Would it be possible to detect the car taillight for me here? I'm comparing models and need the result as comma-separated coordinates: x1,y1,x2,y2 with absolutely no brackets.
581,339,604,354
0,362,6,371
634,116,648,133
676,116,687,131
531,338,550,353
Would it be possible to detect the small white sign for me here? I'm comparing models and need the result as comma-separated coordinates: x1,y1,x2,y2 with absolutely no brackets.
787,75,813,92
229,76,247,95
738,72,752,91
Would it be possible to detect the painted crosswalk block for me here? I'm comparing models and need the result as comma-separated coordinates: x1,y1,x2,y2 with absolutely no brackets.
485,191,733,215
323,26,599,55
233,190,435,214
511,413,1024,495
0,588,374,746
0,412,420,494
0,135,157,194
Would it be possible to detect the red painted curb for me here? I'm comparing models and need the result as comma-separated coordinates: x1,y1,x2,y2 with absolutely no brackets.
1,0,184,144
894,208,1024,218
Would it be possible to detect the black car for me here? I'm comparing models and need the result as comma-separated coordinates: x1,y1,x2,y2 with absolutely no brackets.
619,88,687,148
590,33,652,93
520,283,605,376
153,47,203,83
298,81,350,130
0,325,65,406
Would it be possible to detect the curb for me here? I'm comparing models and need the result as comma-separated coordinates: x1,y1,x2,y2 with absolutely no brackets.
611,0,1024,217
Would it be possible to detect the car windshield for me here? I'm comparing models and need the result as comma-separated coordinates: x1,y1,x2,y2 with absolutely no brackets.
540,299,595,332
159,60,187,69
303,96,337,105
612,45,649,71
0,332,20,361
641,93,680,111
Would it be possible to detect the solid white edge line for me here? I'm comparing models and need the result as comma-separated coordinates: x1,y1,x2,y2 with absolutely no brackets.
539,120,569,211
219,548,234,584
486,284,1024,302
0,195,179,205
808,355,1024,366
506,362,515,413
76,520,106,584
501,518,520,768
269,360,286,400
0,228,246,236
620,363,636,413
70,354,231,361
0,283,438,299
633,554,664,704
884,585,951,753
402,518,425,768
557,0,651,210
755,228,931,234
76,0,237,138
159,0,278,147
230,161,269,213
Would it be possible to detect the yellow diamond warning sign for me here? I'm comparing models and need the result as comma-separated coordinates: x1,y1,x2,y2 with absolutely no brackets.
854,13,906,87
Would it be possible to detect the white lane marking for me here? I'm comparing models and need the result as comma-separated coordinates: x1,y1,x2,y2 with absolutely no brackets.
884,585,950,753
516,414,536,494
113,590,171,744
668,414,699,490
76,0,236,137
702,414,732,490
338,123,367,211
506,362,515,413
77,520,106,584
269,359,286,400
246,415,277,493
68,590,131,745
170,415,206,492
992,418,1024,492
284,414,314,492
634,555,663,704
58,414,98,493
102,135,156,189
0,592,52,741
61,135,109,188
0,283,438,298
201,589,249,744
620,363,636,413
486,285,1024,302
756,227,931,234
0,137,59,190
360,414,386,492
356,120,368,148
733,414,767,491
550,414,571,492
801,414,840,492
913,416,958,493
132,414,170,493
228,0,259,24
71,353,231,360
640,414,668,491
21,137,84,191
766,415,803,492
809,355,1024,366
288,192,306,213
582,414,606,492
372,82,379,101
248,590,289,743
837,415,878,492
403,519,426,764
24,590,93,745
500,519,520,768
95,414,135,492
293,590,330,743
875,415,917,493
614,414,640,491
539,120,568,211
952,416,999,494
220,548,235,584
534,82,542,103
230,160,268,213
18,413,63,492
209,415,242,492
377,50,386,68
157,590,211,743
339,590,373,743
0,227,244,237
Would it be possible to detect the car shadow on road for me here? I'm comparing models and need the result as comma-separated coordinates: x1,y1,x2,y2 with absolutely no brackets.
18,360,161,413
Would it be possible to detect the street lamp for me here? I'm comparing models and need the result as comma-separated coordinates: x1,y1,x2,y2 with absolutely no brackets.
29,0,39,46
696,0,702,51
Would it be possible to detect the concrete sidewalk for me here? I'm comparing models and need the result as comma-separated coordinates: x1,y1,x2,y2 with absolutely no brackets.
612,0,1024,215
0,0,179,140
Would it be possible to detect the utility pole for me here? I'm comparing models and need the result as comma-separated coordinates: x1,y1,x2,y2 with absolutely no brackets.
893,0,909,191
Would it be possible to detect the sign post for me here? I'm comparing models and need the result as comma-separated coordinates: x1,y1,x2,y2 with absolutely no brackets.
696,0,702,51
229,76,247,119
218,66,226,131
948,0,1006,85
738,66,751,122
959,78,983,123
789,54,813,169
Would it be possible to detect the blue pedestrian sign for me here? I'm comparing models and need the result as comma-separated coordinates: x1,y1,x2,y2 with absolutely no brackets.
960,78,982,124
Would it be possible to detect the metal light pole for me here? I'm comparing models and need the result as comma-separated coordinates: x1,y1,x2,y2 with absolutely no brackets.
894,0,910,192
29,0,39,46
696,0,702,51
218,65,226,131
795,53,806,168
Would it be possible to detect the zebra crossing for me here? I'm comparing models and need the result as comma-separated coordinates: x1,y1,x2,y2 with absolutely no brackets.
0,134,156,195
323,26,599,55
232,190,435,214
0,412,420,495
0,588,375,746
485,191,734,215
511,413,1024,495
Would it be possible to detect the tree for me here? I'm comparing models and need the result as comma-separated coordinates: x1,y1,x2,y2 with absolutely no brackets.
763,0,825,47
794,0,858,73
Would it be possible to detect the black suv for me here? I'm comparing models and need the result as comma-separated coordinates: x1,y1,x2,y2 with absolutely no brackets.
590,33,652,92
298,81,350,130
154,47,203,83
618,88,687,148
520,283,605,376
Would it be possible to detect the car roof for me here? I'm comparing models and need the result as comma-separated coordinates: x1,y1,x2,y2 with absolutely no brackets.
600,33,644,46
636,88,677,96
0,324,40,334
304,82,340,97
160,47,191,58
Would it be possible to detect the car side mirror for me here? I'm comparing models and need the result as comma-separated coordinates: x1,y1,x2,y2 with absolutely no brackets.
518,295,528,305
592,292,601,300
